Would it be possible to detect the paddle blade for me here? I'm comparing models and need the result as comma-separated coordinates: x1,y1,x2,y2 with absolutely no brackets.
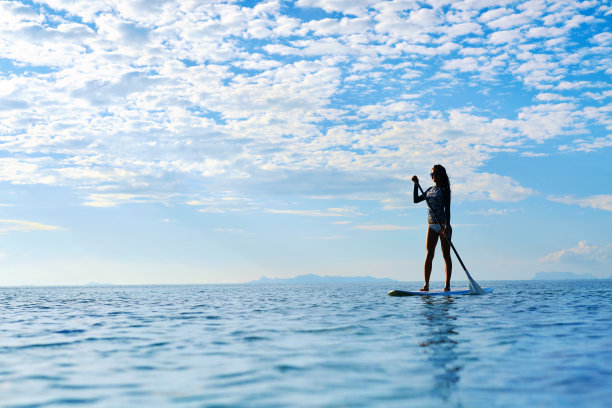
465,271,485,295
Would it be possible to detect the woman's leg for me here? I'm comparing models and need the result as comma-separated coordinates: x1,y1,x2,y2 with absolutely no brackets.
440,232,452,291
421,227,439,291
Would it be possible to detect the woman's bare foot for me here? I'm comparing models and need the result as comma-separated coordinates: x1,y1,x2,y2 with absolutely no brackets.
443,285,451,292
420,285,429,292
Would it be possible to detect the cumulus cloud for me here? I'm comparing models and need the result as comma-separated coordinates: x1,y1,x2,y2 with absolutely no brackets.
584,90,612,100
560,135,612,153
535,93,574,102
486,12,533,29
540,241,612,264
0,219,62,233
479,8,512,23
454,173,536,202
548,195,612,212
357,99,418,120
443,56,480,72
515,103,584,142
445,22,483,38
489,28,522,44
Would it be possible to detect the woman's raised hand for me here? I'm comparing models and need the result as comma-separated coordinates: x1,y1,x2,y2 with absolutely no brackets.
411,175,419,183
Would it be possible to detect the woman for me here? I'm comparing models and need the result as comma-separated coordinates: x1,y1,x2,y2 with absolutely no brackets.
412,164,452,292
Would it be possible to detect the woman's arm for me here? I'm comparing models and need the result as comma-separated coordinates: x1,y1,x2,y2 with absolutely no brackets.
412,176,425,203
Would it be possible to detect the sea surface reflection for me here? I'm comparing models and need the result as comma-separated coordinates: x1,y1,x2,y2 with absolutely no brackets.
418,297,463,403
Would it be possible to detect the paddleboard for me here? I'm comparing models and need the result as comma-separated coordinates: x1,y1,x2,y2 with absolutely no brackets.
388,287,493,296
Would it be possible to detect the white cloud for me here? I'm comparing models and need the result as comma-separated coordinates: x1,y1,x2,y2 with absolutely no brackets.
487,12,532,29
443,56,480,72
520,151,548,157
396,42,460,55
197,208,226,214
184,194,256,214
300,16,373,36
561,136,612,153
0,159,56,185
548,194,612,212
445,22,482,37
266,208,361,217
540,241,612,264
591,32,612,45
357,100,418,120
459,47,489,56
535,93,573,102
82,193,160,207
353,224,417,231
515,103,583,142
451,0,511,11
557,80,596,90
479,8,512,23
584,90,612,100
407,8,440,28
489,29,522,44
454,173,536,202
526,26,566,38
469,208,516,216
563,13,596,30
0,219,62,233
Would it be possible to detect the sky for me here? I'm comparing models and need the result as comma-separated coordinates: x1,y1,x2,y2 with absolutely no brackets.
0,0,610,285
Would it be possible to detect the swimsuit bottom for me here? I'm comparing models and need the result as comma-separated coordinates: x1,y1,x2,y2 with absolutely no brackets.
429,224,452,239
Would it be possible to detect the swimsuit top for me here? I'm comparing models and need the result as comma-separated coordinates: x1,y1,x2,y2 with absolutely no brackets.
424,186,450,224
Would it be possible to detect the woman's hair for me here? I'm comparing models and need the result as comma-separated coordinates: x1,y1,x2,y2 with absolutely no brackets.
433,164,451,192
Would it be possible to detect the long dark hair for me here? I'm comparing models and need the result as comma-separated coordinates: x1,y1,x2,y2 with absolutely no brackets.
433,164,451,194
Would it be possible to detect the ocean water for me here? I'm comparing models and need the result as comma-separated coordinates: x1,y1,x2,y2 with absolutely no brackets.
1,280,611,407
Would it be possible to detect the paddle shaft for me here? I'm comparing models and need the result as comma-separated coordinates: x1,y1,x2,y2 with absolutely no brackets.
415,181,471,276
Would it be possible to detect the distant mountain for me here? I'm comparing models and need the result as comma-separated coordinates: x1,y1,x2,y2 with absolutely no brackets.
248,273,397,284
533,271,604,280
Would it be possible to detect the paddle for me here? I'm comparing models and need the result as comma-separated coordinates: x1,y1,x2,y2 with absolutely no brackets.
415,180,485,295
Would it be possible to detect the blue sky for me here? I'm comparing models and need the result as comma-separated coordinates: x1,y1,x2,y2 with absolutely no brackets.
0,0,610,285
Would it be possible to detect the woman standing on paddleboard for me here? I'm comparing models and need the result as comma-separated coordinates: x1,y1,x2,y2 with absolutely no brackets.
412,164,452,292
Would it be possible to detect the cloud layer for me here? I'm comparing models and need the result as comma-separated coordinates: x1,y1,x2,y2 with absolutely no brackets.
0,0,610,208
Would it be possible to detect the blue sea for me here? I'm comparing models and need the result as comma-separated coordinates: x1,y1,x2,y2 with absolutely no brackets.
1,280,611,407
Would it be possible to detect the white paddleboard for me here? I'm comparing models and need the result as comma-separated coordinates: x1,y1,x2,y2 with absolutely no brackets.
388,287,493,296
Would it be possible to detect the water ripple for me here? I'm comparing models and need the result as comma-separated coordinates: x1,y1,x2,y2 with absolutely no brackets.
0,281,611,407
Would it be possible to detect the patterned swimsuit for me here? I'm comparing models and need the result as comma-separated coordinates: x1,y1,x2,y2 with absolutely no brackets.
424,186,449,225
